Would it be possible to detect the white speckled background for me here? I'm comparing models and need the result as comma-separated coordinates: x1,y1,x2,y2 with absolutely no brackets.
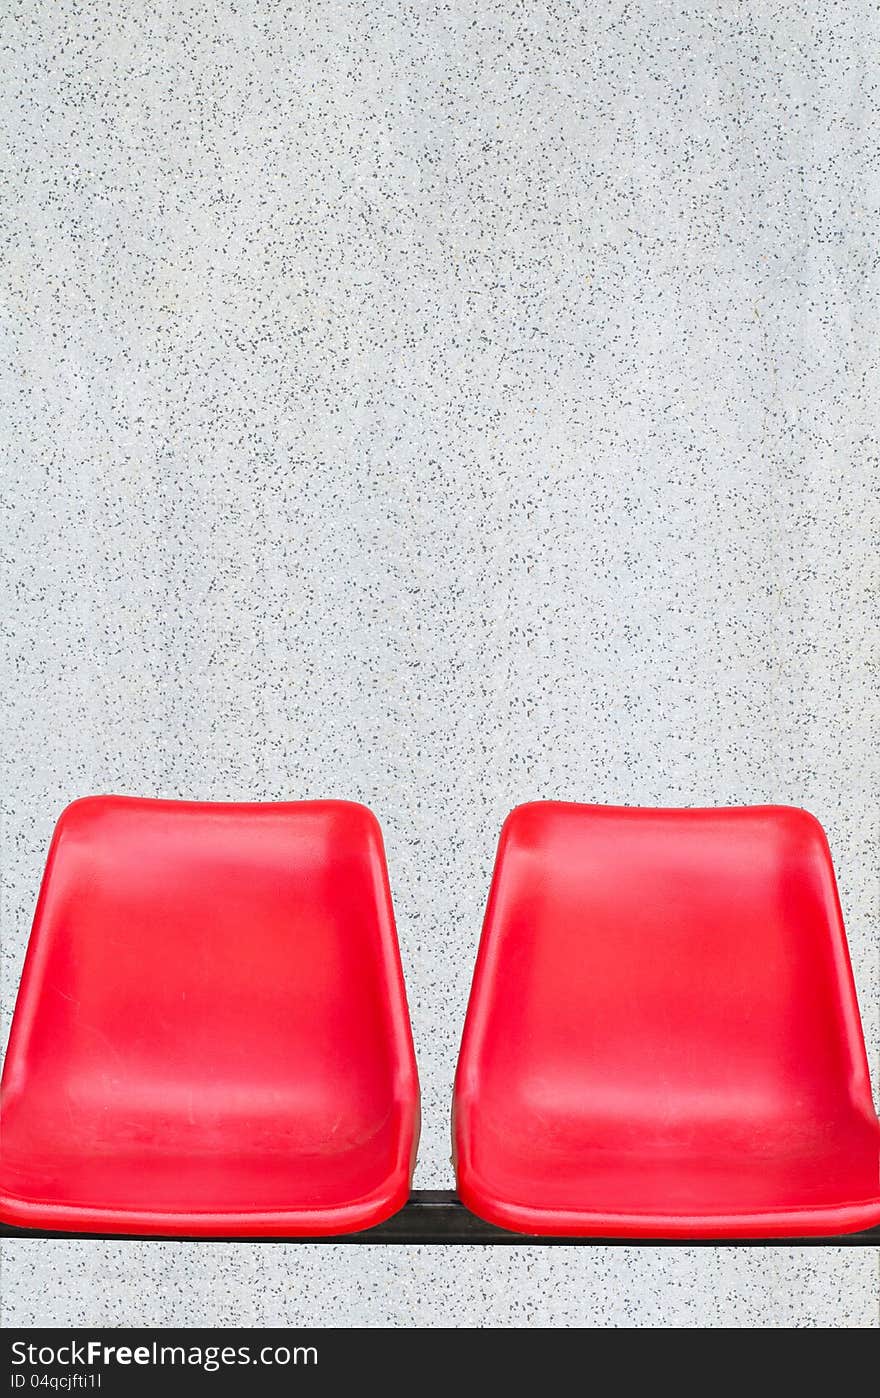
2,0,878,1327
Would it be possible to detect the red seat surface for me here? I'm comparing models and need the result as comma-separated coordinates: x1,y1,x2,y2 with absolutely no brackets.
0,797,420,1236
453,803,880,1237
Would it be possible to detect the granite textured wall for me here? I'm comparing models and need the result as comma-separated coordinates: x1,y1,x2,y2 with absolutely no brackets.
2,0,878,1327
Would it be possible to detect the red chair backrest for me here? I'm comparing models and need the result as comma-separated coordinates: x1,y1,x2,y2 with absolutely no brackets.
456,803,873,1127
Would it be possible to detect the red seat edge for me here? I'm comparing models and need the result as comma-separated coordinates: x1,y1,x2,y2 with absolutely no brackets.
0,1105,419,1238
455,1168,880,1240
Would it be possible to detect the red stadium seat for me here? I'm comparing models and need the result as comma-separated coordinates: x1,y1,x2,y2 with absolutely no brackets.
453,803,880,1238
0,797,419,1237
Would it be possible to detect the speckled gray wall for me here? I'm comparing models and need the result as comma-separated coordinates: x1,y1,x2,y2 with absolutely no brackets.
2,0,878,1327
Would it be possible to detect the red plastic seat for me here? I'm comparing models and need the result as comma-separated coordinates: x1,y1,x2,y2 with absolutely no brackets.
0,797,419,1237
454,803,880,1238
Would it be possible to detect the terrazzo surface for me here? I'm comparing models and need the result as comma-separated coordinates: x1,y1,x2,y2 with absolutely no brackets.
2,0,878,1327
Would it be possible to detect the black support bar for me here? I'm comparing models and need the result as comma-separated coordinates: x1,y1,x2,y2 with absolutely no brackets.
2,1191,879,1245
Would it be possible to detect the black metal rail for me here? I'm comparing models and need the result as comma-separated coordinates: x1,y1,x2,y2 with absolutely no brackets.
2,1191,879,1244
